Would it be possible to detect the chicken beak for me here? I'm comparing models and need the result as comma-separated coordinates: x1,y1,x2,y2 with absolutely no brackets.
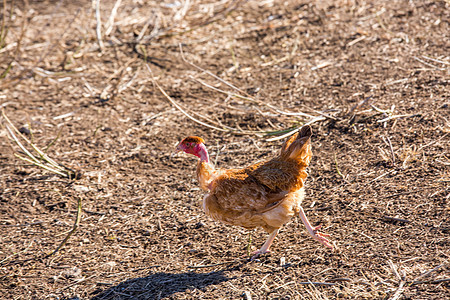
171,144,183,158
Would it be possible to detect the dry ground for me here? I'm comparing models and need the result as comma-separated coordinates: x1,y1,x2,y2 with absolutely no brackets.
0,0,449,299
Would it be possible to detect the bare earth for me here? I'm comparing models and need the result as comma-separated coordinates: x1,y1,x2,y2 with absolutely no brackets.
0,0,449,299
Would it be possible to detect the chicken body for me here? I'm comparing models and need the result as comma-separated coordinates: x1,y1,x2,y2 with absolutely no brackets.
198,159,307,234
177,126,332,257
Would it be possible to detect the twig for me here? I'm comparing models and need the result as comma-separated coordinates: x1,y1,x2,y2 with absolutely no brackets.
180,44,249,97
296,281,336,286
388,260,402,281
188,257,247,269
173,0,191,22
417,133,449,151
146,65,229,132
383,186,441,199
386,78,409,86
273,281,295,291
371,104,393,114
261,54,289,67
188,75,257,104
354,229,376,242
246,231,253,257
388,260,406,300
94,0,104,51
104,0,122,36
213,142,223,168
44,127,63,153
325,278,352,282
334,152,349,183
109,59,139,101
409,278,450,285
2,221,44,227
421,55,450,66
268,106,316,119
0,241,33,265
147,65,270,135
347,35,366,47
59,274,96,291
389,280,405,300
136,15,154,42
412,56,446,70
410,263,447,285
377,114,419,123
44,197,82,258
311,61,332,71
382,216,410,223
369,169,396,183
386,136,395,166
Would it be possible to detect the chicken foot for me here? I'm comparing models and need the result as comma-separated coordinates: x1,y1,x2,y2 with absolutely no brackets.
250,229,279,260
299,206,333,249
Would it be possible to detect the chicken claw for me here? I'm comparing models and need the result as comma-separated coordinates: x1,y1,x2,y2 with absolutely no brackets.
250,249,271,261
299,207,333,249
310,225,333,249
249,229,279,260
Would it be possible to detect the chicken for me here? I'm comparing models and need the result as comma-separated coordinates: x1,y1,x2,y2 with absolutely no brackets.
175,125,332,258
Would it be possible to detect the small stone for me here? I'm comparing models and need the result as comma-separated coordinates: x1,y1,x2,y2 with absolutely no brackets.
61,267,82,279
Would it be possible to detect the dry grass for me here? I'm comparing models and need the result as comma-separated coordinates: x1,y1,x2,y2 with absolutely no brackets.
0,0,449,299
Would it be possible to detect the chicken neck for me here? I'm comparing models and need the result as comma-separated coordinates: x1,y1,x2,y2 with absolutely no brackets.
195,143,210,163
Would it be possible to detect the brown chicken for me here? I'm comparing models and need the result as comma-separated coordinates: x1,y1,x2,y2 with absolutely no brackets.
176,125,332,258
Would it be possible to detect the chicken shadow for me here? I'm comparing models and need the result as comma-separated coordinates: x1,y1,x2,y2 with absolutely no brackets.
91,270,231,300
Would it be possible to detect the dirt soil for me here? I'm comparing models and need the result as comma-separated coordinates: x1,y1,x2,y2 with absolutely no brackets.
0,0,449,299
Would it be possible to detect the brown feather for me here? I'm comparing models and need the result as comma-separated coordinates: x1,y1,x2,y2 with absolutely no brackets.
196,126,313,233
182,136,205,144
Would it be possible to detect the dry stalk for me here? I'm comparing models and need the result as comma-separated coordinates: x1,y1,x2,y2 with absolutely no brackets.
179,44,334,140
0,240,33,265
0,8,81,89
147,65,230,133
297,281,335,286
179,44,249,98
409,263,447,285
412,56,446,70
155,0,245,40
388,260,406,300
389,280,406,300
94,0,104,51
104,0,122,36
0,0,26,80
44,197,82,258
146,64,267,135
0,0,9,49
382,216,410,223
1,110,81,180
409,278,450,285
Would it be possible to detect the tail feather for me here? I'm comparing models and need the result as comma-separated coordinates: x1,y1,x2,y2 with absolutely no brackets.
280,125,312,165
298,125,312,139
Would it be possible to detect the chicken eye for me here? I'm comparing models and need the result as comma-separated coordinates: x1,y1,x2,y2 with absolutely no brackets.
185,142,191,147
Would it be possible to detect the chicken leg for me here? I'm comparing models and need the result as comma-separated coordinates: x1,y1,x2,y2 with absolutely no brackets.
299,206,333,249
251,229,279,260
